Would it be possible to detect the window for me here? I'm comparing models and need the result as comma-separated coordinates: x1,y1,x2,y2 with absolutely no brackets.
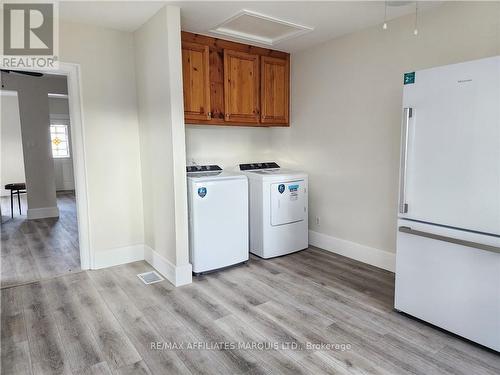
50,124,70,158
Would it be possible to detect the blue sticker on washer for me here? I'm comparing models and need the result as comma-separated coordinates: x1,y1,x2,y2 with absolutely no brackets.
288,185,299,192
198,187,207,198
278,184,285,194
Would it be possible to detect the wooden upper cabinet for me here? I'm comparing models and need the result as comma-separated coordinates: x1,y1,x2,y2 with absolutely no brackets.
181,31,290,127
223,50,260,124
260,56,290,125
182,42,211,121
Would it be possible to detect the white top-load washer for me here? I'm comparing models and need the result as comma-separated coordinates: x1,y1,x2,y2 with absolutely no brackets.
187,165,249,275
239,162,308,258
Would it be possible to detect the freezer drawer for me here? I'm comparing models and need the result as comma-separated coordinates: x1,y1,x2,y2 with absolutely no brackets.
395,220,500,351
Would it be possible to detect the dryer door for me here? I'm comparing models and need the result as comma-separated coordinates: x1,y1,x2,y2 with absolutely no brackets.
271,180,306,226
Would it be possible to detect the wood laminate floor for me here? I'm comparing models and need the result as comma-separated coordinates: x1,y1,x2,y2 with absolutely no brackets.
1,191,80,288
1,248,499,374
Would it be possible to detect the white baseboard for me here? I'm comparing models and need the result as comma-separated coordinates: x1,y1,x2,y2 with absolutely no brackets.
144,245,192,287
93,244,145,269
309,230,396,272
91,244,193,287
27,206,59,220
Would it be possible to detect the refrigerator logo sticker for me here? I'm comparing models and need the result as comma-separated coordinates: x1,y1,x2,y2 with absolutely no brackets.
404,72,415,85
278,184,285,194
198,187,207,198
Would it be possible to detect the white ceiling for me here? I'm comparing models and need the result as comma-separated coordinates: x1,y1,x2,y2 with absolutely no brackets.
59,1,167,32
59,1,441,52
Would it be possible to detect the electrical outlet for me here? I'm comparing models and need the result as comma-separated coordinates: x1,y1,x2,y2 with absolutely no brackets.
315,216,320,226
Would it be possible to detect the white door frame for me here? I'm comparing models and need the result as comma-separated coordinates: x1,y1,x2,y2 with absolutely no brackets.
58,63,91,269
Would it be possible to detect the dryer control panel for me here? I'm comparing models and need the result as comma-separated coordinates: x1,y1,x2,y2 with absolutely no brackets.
239,162,280,170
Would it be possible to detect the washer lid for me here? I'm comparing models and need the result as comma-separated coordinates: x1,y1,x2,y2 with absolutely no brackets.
187,169,247,182
243,168,307,181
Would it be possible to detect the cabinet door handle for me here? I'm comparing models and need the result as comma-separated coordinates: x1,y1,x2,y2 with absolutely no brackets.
398,226,500,254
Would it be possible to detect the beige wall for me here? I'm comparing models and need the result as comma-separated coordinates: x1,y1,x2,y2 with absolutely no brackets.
59,20,145,254
0,93,25,197
1,74,68,218
49,97,75,192
3,1,494,276
135,6,175,262
134,6,191,284
1,87,73,199
271,2,500,258
185,125,273,169
49,97,70,117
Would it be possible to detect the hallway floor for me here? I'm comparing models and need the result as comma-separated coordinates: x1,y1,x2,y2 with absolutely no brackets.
1,191,80,288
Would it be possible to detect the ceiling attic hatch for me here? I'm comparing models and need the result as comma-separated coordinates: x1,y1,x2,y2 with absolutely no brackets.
210,10,313,46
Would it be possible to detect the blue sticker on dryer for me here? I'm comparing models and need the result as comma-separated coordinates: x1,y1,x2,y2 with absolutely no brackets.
198,187,207,198
289,184,299,201
278,184,285,194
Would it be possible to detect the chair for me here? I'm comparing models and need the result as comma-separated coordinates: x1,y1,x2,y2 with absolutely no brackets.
4,183,26,218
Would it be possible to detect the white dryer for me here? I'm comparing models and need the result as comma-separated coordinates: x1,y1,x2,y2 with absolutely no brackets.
187,165,249,275
240,162,308,258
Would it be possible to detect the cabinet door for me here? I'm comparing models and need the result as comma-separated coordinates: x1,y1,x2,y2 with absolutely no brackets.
223,50,260,124
182,42,211,121
261,56,289,125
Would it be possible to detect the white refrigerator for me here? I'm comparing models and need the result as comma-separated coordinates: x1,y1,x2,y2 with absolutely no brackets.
395,56,500,352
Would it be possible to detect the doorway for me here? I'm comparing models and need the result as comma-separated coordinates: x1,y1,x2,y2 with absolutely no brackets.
1,64,90,288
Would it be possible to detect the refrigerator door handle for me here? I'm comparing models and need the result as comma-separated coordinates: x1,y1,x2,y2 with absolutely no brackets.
398,226,500,254
399,107,412,214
